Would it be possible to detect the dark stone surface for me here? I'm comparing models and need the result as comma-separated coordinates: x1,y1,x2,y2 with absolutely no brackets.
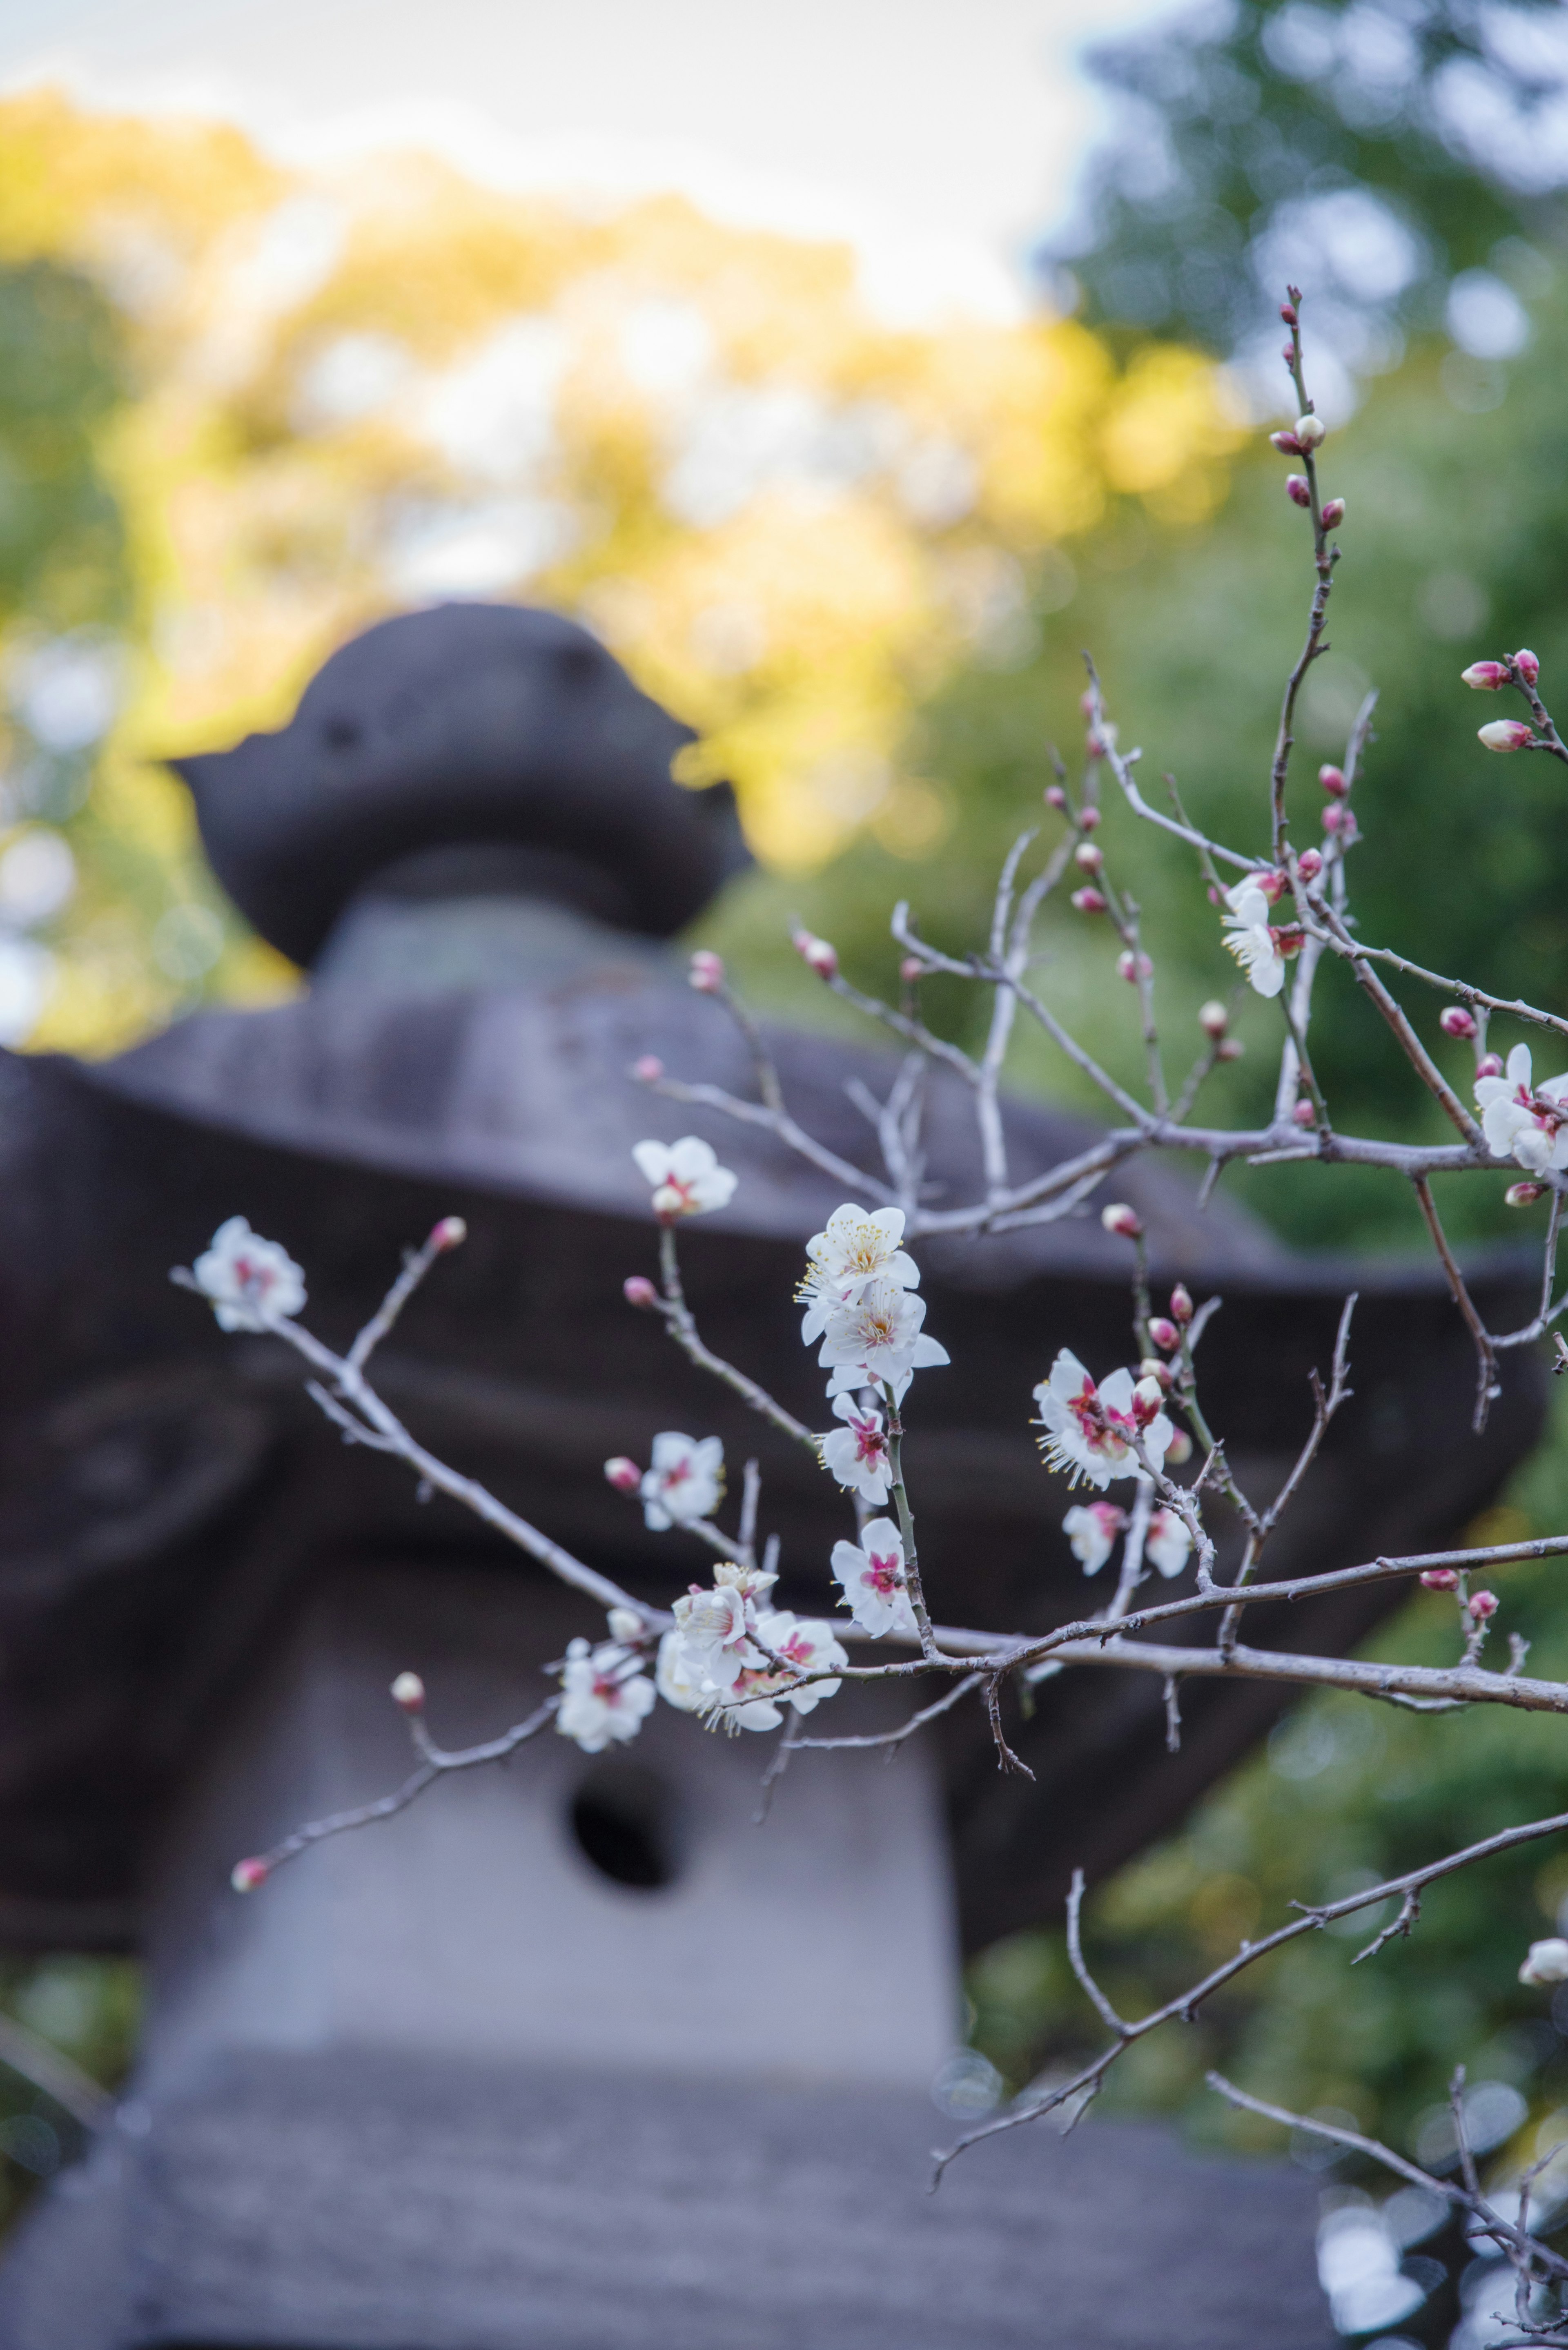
0,2050,1333,2349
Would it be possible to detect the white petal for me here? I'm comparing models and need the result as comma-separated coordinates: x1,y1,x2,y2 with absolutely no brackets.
1507,1043,1534,1089
632,1140,672,1186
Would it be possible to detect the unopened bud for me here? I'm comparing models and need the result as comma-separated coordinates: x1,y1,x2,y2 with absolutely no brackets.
1280,301,1298,327
1281,340,1296,366
1148,1317,1180,1351
623,1275,659,1309
1293,412,1325,451
1170,1284,1194,1324
1476,1052,1504,1079
1132,1375,1164,1419
1269,430,1303,456
430,1217,467,1254
1074,840,1104,874
1137,1357,1174,1390
1322,804,1345,833
1045,784,1068,811
231,1857,270,1894
1319,763,1349,797
1116,949,1153,983
1215,1037,1245,1061
1521,1937,1568,1986
1285,475,1312,508
1440,1006,1477,1039
391,1670,425,1713
1479,720,1537,752
899,956,924,984
1165,1426,1193,1466
1515,649,1541,687
1079,689,1097,719
606,1607,644,1643
1100,1202,1142,1239
792,929,839,979
1292,1097,1316,1127
1319,497,1345,530
632,1054,664,1084
1079,804,1102,832
1070,886,1108,914
1468,1589,1499,1621
604,1456,642,1494
1296,848,1323,883
1198,1000,1229,1038
1506,1180,1548,1206
689,950,725,992
1419,1567,1459,1592
1461,661,1509,691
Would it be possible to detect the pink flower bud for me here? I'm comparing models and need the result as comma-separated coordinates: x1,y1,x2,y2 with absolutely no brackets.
1070,886,1107,914
1132,1376,1165,1421
1285,475,1311,508
1420,1568,1459,1592
1322,804,1345,832
1215,1037,1245,1062
1198,1000,1228,1038
1270,430,1303,456
1461,661,1509,691
390,1670,425,1713
623,1275,659,1309
1293,412,1325,451
1137,1357,1174,1390
1296,848,1323,883
1291,1097,1315,1127
1079,689,1097,719
1074,840,1104,874
429,1215,467,1252
1079,804,1102,831
1479,720,1537,752
1468,1589,1499,1621
1170,1284,1194,1324
1515,649,1541,686
792,929,839,979
1439,1006,1477,1039
1506,1180,1548,1207
689,949,724,992
1282,340,1296,366
1044,784,1068,810
1116,949,1153,983
1476,1052,1503,1079
1100,1202,1142,1239
231,1857,269,1894
604,1455,642,1494
632,1054,664,1084
1319,497,1345,529
899,957,924,984
1165,1426,1193,1465
1148,1316,1180,1351
1280,301,1297,327
1319,764,1348,797
1085,731,1110,759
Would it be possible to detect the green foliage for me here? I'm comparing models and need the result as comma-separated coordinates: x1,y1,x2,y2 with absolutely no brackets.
0,261,127,635
1052,0,1567,356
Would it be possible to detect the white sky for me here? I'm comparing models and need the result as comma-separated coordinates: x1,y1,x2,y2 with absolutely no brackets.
1,0,1167,321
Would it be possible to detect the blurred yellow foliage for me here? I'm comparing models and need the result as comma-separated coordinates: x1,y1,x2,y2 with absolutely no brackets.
0,88,1241,1048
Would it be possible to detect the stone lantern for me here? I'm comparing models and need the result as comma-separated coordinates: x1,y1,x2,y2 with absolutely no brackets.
0,605,1542,2348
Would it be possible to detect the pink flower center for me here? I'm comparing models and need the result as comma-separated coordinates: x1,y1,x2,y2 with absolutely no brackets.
862,1549,901,1596
1068,1385,1131,1459
850,1416,887,1465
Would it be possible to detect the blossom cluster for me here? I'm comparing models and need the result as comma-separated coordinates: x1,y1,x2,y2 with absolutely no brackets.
656,1559,847,1732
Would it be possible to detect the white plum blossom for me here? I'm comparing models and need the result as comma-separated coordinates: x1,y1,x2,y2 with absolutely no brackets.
798,1204,919,1342
1221,878,1286,999
831,1518,918,1637
1521,1938,1568,1986
820,1391,893,1503
1033,1350,1172,1489
1062,1501,1127,1576
669,1576,753,1692
1145,1506,1193,1580
191,1216,307,1332
817,1276,949,1392
556,1639,657,1753
640,1432,724,1530
725,1611,847,1731
1475,1044,1568,1175
631,1135,737,1220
